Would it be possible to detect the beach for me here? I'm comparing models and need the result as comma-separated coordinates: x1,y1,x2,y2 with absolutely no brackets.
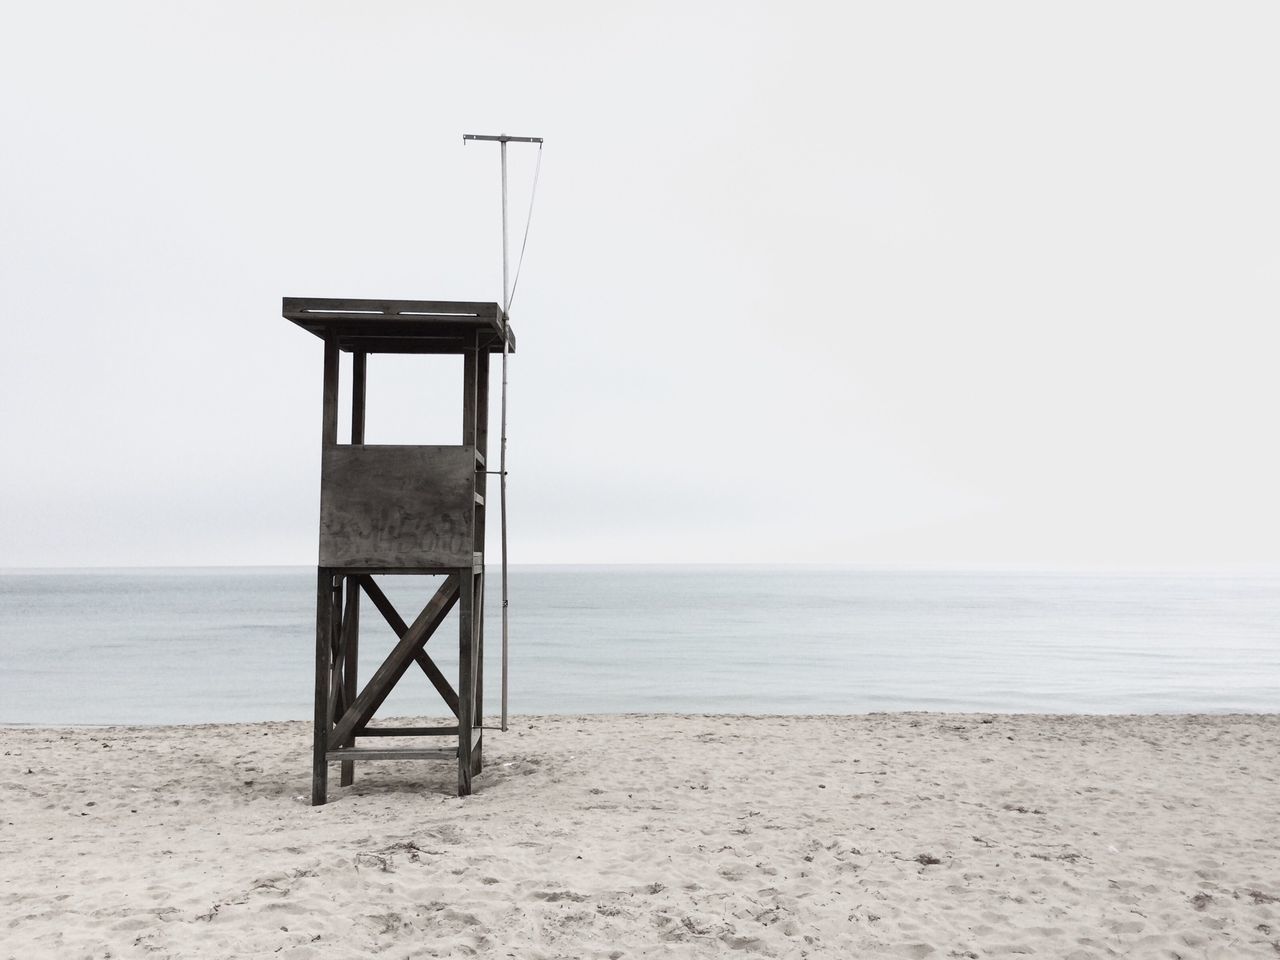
2,713,1278,958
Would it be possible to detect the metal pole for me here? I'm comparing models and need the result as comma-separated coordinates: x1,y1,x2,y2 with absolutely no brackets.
462,132,541,735
499,138,511,732
501,136,510,308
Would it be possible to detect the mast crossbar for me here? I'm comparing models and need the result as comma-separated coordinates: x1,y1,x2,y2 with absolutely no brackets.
463,134,543,143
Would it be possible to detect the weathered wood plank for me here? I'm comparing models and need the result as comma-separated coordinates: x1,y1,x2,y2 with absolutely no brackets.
475,570,485,726
285,297,499,320
475,339,490,729
463,346,477,448
327,576,345,726
418,650,461,717
325,748,456,762
320,446,475,568
342,352,365,791
283,296,515,356
332,565,470,576
355,726,461,737
329,575,460,748
457,566,474,797
476,346,490,542
357,574,460,716
351,351,366,444
470,722,483,776
320,333,515,356
357,574,409,633
312,569,333,806
340,576,360,787
321,334,339,447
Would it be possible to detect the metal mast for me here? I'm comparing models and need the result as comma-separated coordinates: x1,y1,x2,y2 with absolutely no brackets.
462,133,543,732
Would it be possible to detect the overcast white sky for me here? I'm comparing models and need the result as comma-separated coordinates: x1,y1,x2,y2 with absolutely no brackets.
1,2,1277,570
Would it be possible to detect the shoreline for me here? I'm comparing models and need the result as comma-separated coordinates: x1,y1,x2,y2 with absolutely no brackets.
3,713,1278,957
4,707,1279,730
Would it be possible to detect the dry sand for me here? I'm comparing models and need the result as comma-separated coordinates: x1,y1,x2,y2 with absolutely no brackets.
2,713,1278,959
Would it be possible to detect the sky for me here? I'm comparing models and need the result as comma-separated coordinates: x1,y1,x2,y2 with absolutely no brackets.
1,2,1277,570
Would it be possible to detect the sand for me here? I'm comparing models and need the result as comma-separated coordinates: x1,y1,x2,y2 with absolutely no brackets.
2,713,1278,959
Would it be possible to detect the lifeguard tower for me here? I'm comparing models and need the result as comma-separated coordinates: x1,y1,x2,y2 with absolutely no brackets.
284,297,513,804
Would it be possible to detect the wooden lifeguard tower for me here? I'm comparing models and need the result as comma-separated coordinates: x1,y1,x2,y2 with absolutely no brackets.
283,297,513,804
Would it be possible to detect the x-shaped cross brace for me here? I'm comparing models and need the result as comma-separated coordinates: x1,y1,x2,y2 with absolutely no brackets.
329,574,461,748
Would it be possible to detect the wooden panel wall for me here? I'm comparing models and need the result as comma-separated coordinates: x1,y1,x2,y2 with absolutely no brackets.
319,445,475,567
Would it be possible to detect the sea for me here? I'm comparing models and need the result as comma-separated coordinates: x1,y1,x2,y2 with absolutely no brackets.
1,566,1277,725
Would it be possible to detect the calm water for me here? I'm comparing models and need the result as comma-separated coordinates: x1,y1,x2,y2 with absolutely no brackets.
1,566,1277,724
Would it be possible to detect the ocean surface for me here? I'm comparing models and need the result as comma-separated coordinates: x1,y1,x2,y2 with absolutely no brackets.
1,566,1277,725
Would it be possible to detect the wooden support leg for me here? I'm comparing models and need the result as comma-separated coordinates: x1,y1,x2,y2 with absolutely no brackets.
471,570,483,783
473,570,484,776
340,577,360,787
312,568,333,806
327,577,345,729
457,566,474,797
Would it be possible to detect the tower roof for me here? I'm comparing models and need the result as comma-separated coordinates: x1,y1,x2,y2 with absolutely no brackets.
283,298,515,354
